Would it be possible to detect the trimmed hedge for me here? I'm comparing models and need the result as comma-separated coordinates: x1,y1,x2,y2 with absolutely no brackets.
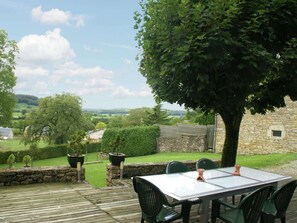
101,125,160,157
0,142,101,164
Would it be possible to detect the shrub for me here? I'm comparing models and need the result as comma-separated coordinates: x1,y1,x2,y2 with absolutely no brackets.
22,155,32,167
7,154,16,168
101,125,160,157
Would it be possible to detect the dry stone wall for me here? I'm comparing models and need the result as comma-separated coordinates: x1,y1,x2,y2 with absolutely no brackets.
0,166,84,186
106,160,221,187
158,124,211,152
215,97,297,154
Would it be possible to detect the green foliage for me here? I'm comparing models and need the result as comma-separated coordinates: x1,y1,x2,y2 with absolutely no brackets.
95,122,107,130
68,131,89,156
22,155,32,167
23,93,86,145
135,0,297,166
185,109,215,125
126,107,151,126
16,94,39,106
0,142,100,164
101,126,160,156
0,29,18,126
107,116,127,128
6,154,15,168
144,103,171,125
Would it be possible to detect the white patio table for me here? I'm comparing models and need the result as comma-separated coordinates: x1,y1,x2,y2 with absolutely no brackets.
140,166,291,223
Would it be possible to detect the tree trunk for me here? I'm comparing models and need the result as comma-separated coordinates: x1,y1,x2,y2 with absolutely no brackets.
220,112,243,167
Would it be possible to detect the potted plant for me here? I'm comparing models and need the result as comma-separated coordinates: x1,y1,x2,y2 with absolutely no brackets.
67,131,88,168
108,135,125,166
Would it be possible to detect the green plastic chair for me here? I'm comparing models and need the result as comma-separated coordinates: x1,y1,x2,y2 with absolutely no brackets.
211,185,272,223
166,161,191,174
133,176,187,223
261,180,297,223
196,158,218,170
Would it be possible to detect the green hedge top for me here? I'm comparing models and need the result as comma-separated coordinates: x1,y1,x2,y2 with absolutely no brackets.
101,125,160,157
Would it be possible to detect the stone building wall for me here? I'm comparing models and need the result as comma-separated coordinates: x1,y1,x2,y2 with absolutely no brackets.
106,160,221,187
215,97,297,154
0,166,85,186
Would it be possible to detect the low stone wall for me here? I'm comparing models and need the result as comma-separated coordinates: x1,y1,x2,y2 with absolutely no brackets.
0,166,85,186
106,160,221,186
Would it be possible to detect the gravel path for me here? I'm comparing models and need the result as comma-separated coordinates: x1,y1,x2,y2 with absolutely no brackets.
261,160,297,179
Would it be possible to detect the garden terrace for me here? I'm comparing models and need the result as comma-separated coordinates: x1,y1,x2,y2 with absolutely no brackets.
0,180,296,223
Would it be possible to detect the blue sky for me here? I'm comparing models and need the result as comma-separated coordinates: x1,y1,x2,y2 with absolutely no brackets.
0,0,183,110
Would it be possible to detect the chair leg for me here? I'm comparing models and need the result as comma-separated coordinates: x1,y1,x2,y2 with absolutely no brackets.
281,216,286,223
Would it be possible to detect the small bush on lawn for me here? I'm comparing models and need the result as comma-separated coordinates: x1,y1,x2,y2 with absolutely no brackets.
101,125,160,157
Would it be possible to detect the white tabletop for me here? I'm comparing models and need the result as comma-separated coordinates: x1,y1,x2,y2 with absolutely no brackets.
140,166,290,201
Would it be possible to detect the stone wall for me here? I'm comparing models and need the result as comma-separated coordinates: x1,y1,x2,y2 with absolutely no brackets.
158,134,207,152
0,166,85,186
106,160,221,187
158,124,213,152
215,97,297,154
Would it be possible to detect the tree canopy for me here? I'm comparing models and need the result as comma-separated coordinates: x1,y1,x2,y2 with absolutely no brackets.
23,93,86,145
135,0,297,166
0,30,18,126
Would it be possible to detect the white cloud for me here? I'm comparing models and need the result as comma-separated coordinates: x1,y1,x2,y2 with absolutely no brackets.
35,81,49,95
14,28,142,104
31,6,84,27
111,86,135,98
17,28,75,66
137,85,153,97
16,66,49,78
124,59,132,64
83,45,102,54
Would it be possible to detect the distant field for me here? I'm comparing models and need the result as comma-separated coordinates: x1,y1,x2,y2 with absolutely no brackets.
0,139,47,152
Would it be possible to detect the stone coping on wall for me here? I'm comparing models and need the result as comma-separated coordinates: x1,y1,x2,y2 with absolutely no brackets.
0,166,85,186
106,160,221,187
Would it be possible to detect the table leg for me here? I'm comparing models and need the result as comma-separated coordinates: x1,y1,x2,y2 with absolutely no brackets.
181,202,192,223
200,199,210,223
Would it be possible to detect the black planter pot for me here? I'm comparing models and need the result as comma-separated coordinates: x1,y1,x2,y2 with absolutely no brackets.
67,154,85,168
108,153,126,166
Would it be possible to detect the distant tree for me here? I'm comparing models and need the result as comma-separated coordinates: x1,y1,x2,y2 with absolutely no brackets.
82,112,95,131
107,116,128,128
95,122,107,130
23,93,86,145
185,109,215,125
135,0,297,166
126,107,151,126
0,29,18,126
144,103,171,125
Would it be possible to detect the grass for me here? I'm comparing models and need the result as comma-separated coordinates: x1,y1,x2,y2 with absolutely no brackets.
0,139,47,152
1,152,297,188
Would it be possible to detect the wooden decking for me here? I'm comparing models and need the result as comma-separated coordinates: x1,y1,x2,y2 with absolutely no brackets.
0,180,296,223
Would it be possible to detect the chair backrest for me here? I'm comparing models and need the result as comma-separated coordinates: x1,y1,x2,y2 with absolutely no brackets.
272,180,297,218
132,177,169,222
166,161,190,174
239,186,272,223
196,158,217,170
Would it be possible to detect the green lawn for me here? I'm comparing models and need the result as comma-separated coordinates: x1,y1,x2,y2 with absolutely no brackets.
0,139,47,152
1,152,297,188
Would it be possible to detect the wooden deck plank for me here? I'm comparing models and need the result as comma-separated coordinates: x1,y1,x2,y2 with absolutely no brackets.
0,181,296,223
